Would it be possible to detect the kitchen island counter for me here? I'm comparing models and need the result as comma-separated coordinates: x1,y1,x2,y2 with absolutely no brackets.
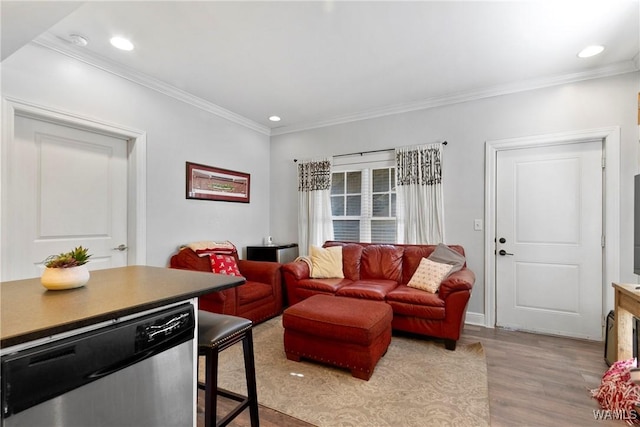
1,265,244,348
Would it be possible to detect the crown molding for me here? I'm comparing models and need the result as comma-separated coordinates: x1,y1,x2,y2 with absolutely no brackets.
271,60,639,136
33,33,272,136
32,33,638,138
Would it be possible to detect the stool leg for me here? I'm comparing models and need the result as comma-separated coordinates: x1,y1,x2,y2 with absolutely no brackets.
242,329,260,427
204,347,219,427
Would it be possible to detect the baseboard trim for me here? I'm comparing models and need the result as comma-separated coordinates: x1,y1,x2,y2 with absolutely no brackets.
465,311,487,327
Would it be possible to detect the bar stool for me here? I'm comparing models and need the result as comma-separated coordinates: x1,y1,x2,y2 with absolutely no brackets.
198,311,259,427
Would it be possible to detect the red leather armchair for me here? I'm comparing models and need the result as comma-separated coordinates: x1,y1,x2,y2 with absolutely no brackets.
170,247,283,324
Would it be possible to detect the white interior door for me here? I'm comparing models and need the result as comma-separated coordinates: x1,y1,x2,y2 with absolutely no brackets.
495,140,603,340
3,114,128,280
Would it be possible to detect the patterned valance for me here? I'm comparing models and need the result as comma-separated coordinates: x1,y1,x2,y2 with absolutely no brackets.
298,159,332,192
396,144,442,186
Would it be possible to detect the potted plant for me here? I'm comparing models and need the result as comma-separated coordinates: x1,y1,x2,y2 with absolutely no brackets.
41,246,92,290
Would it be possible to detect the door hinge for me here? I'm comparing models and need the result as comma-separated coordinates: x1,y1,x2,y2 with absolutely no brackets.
602,155,606,169
601,235,606,247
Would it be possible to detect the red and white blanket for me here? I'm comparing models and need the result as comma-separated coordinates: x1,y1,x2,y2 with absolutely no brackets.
592,358,640,425
186,240,236,256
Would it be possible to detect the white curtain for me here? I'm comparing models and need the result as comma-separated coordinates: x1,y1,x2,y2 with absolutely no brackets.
297,159,334,256
395,143,445,244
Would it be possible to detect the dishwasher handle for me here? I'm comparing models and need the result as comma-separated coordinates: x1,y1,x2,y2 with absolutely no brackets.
135,310,193,353
89,350,154,379
142,312,191,342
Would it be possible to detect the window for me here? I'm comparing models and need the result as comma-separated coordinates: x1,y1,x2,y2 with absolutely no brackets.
331,164,397,243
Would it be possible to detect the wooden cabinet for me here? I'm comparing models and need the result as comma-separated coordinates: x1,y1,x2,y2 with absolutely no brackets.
613,282,640,361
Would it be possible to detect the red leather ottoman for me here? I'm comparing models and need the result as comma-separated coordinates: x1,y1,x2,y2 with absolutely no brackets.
282,294,393,380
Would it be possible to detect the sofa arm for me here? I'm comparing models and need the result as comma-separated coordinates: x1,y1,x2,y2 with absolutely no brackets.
237,259,282,287
439,268,476,300
442,289,472,344
170,247,212,272
199,288,236,312
281,260,311,281
282,260,312,305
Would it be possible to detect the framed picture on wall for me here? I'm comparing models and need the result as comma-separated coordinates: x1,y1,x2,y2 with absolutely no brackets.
186,161,250,203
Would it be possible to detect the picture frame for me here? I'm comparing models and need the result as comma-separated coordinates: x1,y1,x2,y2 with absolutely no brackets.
186,161,250,203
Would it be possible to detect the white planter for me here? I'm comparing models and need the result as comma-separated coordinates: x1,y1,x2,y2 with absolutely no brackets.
41,266,90,290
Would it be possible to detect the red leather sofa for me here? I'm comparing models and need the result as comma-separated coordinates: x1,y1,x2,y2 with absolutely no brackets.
170,247,283,324
281,241,475,350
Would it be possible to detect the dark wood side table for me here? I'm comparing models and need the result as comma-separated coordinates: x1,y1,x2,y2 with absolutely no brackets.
246,243,299,264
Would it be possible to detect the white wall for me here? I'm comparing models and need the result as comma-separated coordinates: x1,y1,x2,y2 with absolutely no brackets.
270,72,640,317
3,42,638,318
1,43,272,266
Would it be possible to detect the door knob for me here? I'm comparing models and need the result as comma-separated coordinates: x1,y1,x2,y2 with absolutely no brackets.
113,244,128,251
499,237,506,244
498,249,513,256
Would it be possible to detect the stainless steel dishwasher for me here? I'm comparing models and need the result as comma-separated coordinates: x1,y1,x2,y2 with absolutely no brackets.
1,303,195,427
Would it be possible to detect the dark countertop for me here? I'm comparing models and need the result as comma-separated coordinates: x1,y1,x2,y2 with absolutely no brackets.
0,265,244,348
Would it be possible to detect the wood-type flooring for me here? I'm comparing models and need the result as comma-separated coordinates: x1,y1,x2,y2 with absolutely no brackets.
197,324,621,427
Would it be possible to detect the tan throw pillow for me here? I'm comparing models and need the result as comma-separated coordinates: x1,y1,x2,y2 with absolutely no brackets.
407,258,453,293
310,245,344,279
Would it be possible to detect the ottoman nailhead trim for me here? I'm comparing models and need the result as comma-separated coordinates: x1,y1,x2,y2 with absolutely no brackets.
290,352,371,373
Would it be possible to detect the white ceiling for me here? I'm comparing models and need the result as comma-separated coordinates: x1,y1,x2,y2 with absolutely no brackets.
2,1,639,135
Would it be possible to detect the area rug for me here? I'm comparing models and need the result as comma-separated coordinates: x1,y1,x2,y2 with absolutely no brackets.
199,316,490,427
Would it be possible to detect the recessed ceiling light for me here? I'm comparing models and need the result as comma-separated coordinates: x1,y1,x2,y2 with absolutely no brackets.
69,34,88,47
110,36,134,51
577,45,604,58
269,116,281,122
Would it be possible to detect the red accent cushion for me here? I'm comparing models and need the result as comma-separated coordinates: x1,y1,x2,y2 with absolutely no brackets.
210,254,243,277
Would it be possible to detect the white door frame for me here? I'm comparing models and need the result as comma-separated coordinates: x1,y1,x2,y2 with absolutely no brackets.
1,97,147,276
484,127,620,333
